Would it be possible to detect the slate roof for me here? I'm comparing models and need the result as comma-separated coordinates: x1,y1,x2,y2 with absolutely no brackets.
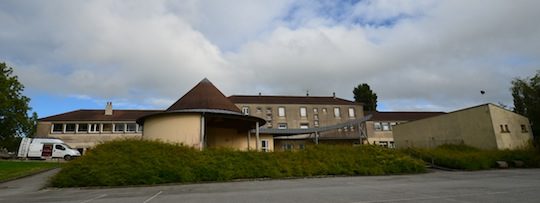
228,95,359,105
166,78,242,113
365,111,446,122
39,110,162,121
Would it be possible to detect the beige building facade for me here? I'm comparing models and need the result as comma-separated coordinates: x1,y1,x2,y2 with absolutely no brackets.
393,104,533,150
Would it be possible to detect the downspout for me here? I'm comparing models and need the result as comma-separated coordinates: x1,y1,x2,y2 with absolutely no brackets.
200,113,205,150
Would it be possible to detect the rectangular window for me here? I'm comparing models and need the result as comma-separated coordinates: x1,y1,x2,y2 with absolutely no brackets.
300,123,309,129
314,120,319,127
313,108,318,114
504,124,510,133
278,123,287,129
322,108,327,114
65,124,76,133
114,123,125,132
242,106,250,115
52,124,63,133
382,122,390,131
77,124,88,133
278,107,286,117
256,107,262,113
102,124,112,132
374,122,382,131
261,140,269,152
300,107,307,117
521,124,528,133
348,108,355,118
334,107,341,118
314,114,319,120
89,124,99,133
282,143,293,151
126,123,137,132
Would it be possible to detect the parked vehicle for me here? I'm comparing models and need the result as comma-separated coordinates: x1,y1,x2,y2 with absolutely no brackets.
17,138,81,160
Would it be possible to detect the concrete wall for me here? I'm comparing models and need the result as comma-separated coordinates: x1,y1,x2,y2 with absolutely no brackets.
394,105,496,149
206,127,273,151
394,104,533,150
489,105,533,149
365,120,395,146
143,113,202,148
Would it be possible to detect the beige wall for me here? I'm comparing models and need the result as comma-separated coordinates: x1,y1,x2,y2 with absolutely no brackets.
489,105,533,149
143,113,202,148
207,127,273,151
394,104,532,150
365,120,395,146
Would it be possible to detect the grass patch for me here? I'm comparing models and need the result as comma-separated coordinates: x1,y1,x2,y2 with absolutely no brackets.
404,144,540,170
0,160,61,182
51,139,425,187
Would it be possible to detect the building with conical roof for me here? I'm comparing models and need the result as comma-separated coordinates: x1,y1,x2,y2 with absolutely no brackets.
137,78,267,150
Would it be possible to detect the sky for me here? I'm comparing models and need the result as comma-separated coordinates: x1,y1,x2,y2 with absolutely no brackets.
1,0,539,118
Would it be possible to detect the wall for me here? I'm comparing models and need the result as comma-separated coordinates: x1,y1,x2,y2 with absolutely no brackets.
206,127,274,151
394,105,497,149
365,120,395,146
143,113,202,148
489,104,533,149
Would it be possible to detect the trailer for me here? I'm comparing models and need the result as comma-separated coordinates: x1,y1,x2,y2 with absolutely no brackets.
17,138,81,160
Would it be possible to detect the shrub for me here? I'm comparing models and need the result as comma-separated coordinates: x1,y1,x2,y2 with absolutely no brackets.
51,140,425,187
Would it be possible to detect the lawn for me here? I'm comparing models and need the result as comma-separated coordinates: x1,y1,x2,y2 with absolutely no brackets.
0,160,61,182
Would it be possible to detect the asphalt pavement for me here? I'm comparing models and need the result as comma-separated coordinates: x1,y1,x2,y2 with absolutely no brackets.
1,169,540,203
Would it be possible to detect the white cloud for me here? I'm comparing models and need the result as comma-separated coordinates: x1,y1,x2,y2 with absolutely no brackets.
2,0,540,112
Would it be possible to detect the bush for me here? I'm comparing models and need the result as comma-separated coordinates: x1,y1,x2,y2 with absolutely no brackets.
51,140,425,187
403,144,540,170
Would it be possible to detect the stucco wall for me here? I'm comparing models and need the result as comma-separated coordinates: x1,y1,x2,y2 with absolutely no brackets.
206,127,273,151
489,105,533,149
143,113,202,148
394,105,497,149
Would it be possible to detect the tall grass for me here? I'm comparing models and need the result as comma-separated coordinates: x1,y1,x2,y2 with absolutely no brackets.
51,140,425,187
404,144,540,170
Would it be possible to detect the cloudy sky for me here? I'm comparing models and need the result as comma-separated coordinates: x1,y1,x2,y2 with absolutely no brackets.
1,0,539,117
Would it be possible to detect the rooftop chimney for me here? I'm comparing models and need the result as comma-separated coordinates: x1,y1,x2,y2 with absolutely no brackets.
306,90,309,97
258,92,262,96
332,92,336,99
105,102,113,115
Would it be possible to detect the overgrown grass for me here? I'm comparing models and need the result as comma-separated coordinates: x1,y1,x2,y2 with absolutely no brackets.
51,139,425,187
404,144,540,170
0,160,60,182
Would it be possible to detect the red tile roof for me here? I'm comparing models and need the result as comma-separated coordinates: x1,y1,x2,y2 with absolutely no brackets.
39,110,163,121
366,111,446,121
167,78,241,113
228,95,359,105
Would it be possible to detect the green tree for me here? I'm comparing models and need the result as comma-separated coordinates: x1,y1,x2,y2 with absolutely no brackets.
353,83,378,111
511,70,540,140
0,62,36,151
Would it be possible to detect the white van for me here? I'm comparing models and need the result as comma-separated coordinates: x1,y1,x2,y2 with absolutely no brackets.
17,138,81,160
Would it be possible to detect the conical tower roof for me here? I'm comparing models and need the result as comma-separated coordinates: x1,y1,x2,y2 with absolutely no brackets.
166,78,241,113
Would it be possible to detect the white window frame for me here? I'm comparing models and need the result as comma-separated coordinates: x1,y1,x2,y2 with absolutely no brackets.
242,106,250,115
348,107,355,118
278,107,286,117
114,123,125,133
77,123,89,133
51,123,64,133
126,123,137,133
300,107,307,117
382,122,390,131
333,107,341,118
278,123,287,129
89,123,99,133
300,123,309,129
374,122,382,131
261,139,269,152
65,123,76,133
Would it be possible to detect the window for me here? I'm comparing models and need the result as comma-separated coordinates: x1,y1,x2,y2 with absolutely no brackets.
313,108,318,114
282,143,293,151
278,107,286,117
114,123,125,132
333,107,341,118
55,145,66,150
500,124,510,133
126,123,137,132
278,123,287,129
256,107,262,113
314,114,319,120
65,124,76,133
379,141,389,148
322,108,327,114
348,108,355,118
89,124,99,133
266,107,272,114
350,125,355,131
382,122,390,131
504,124,510,133
314,120,319,127
300,123,309,129
52,124,63,133
374,122,382,131
261,140,269,152
300,107,307,117
242,106,250,115
521,124,528,133
77,124,88,133
102,124,112,132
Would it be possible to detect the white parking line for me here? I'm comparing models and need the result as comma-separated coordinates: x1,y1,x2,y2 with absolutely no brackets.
143,191,163,203
80,194,107,203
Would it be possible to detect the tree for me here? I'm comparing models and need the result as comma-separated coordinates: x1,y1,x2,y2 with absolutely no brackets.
353,83,378,111
0,62,36,151
511,70,540,141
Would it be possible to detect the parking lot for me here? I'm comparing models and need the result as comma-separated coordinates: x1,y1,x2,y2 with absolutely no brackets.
1,169,540,203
